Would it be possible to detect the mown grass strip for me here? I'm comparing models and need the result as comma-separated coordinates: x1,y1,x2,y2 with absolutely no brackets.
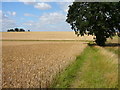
105,36,120,55
51,46,91,88
72,47,118,88
51,46,118,88
105,47,120,55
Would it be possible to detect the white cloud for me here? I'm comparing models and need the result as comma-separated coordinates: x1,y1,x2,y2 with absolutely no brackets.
18,0,36,2
2,15,18,31
24,13,37,17
18,0,36,5
18,1,52,10
23,20,34,26
24,13,33,16
22,12,71,31
1,11,18,31
37,0,58,1
12,12,16,16
34,3,51,10
0,10,2,14
39,12,65,24
24,2,36,5
58,2,73,13
1,11,71,31
7,11,16,16
4,0,74,2
32,0,74,2
0,10,2,17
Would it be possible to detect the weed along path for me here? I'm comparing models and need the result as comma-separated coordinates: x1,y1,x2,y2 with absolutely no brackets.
52,46,118,88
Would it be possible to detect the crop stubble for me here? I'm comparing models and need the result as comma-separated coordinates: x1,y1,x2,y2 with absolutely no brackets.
2,41,87,88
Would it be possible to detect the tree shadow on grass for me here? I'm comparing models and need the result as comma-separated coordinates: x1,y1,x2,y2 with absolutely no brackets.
88,43,120,47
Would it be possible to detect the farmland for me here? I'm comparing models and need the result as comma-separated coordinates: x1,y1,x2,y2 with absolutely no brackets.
1,32,119,88
2,32,91,88
52,37,119,88
2,31,93,41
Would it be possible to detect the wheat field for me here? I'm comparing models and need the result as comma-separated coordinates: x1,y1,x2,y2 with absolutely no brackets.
2,32,93,41
2,32,93,88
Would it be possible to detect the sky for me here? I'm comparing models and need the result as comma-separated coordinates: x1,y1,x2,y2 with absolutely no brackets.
1,1,73,32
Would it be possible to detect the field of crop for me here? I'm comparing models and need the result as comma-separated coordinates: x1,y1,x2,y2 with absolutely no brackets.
52,37,119,88
1,32,119,88
2,32,89,88
2,32,93,41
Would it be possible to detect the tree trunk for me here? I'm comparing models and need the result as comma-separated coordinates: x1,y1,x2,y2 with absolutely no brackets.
95,34,106,46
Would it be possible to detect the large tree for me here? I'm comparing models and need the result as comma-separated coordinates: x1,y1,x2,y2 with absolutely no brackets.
66,2,120,46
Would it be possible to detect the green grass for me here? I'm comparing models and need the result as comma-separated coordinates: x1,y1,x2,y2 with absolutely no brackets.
51,46,90,88
105,47,120,55
105,36,120,54
51,46,118,88
73,47,118,88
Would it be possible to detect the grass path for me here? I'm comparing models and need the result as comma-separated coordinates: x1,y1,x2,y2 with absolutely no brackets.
51,46,118,88
105,47,120,55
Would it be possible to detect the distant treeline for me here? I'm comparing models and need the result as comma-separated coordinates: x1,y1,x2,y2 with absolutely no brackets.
7,28,30,32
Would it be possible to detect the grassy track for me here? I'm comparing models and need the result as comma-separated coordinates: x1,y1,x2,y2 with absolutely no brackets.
105,47,120,55
51,46,118,88
105,36,120,55
51,46,89,88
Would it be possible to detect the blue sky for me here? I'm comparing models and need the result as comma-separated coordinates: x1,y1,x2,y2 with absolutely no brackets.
1,1,73,31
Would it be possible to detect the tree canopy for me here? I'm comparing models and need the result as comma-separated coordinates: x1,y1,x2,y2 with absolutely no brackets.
7,28,25,32
66,2,120,46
